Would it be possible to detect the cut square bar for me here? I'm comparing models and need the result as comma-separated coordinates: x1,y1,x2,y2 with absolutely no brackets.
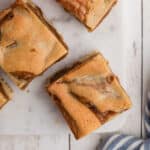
57,0,117,31
48,52,132,139
0,0,68,89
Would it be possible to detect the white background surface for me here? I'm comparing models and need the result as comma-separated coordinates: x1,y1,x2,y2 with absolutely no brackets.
0,0,144,149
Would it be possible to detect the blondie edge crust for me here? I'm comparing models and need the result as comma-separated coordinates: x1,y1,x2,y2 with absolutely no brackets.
0,77,13,109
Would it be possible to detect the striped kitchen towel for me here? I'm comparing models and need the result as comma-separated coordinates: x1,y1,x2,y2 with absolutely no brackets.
98,92,150,150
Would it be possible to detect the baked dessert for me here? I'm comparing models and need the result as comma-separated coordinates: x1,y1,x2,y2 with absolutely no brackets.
0,77,13,109
0,0,68,89
57,0,117,31
48,52,132,139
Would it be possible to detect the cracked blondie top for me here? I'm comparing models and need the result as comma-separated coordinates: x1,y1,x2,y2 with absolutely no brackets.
48,52,132,139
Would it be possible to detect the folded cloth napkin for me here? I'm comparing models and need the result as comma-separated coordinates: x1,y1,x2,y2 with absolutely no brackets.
98,93,150,150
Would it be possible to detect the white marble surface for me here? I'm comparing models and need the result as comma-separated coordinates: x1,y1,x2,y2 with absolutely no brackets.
0,0,144,149
0,0,127,134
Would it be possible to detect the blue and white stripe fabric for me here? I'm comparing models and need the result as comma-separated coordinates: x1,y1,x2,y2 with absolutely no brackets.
98,92,150,150
100,134,144,150
145,92,150,138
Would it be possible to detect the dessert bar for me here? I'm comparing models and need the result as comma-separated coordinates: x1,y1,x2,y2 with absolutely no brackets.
57,0,117,31
48,52,132,139
0,0,68,89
